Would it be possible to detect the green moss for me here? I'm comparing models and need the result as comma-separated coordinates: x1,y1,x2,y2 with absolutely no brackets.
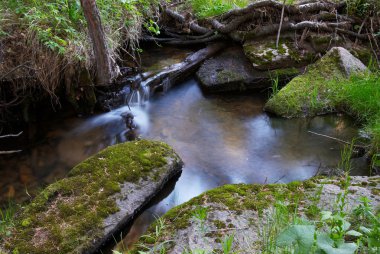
269,67,300,78
3,140,179,254
133,179,321,252
371,188,380,196
243,40,304,69
265,48,346,117
213,220,226,229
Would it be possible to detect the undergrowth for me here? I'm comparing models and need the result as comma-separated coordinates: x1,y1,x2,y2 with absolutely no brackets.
0,0,156,60
190,0,248,18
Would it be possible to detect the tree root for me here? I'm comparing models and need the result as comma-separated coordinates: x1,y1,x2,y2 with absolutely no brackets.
149,0,379,48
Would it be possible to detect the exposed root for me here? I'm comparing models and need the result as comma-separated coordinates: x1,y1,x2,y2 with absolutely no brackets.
152,0,379,49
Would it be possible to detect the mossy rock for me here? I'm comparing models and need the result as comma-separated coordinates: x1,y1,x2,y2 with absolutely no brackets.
264,47,368,118
130,176,380,253
1,140,183,254
243,39,312,71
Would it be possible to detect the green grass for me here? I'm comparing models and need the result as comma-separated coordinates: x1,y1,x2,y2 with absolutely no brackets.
0,203,16,238
190,0,249,18
266,52,380,154
341,72,380,157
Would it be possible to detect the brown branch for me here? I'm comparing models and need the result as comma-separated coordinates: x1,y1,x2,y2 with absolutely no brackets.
211,12,260,33
231,21,362,41
141,34,224,45
220,0,346,20
164,9,211,34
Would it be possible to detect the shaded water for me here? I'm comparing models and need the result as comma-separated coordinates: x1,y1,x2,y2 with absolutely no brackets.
0,48,368,250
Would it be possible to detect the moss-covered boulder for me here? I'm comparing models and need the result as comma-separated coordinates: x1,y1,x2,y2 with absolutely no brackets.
264,47,368,117
243,38,313,71
131,176,380,253
1,140,183,254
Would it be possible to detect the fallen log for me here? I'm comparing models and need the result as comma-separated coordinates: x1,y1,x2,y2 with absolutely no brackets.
141,33,225,45
142,42,226,93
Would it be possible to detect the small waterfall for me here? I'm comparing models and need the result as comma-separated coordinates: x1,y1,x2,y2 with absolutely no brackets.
124,83,150,107
162,77,171,93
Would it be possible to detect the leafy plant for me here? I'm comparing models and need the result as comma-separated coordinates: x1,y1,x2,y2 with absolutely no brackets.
144,19,160,35
192,206,209,233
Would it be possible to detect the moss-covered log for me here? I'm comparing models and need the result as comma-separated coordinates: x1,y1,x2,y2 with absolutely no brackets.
0,140,183,254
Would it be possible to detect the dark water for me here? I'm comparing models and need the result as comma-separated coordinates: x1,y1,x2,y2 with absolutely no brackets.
0,48,368,250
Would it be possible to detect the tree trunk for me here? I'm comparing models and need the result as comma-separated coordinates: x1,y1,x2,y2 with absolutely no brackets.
80,0,119,86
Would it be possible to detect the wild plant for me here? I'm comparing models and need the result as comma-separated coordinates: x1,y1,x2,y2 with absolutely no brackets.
221,234,237,254
353,197,380,253
0,203,16,238
192,206,209,233
270,75,280,98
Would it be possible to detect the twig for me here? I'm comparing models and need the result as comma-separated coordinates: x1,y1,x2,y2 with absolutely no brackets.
276,0,286,48
354,17,367,46
0,131,23,138
204,227,250,233
0,150,22,155
307,131,367,148
274,174,286,183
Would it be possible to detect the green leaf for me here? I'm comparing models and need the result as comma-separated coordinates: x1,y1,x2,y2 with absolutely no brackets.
359,226,371,234
321,211,332,221
317,234,357,254
346,230,362,237
276,225,315,253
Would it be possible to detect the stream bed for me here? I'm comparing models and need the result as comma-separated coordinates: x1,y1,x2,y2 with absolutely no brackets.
0,47,369,251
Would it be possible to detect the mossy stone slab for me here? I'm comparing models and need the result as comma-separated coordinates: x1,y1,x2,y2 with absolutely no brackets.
2,140,183,254
131,176,380,253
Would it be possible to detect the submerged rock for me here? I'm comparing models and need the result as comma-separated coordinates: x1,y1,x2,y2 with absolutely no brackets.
196,47,300,92
1,140,183,254
131,176,380,253
264,47,368,117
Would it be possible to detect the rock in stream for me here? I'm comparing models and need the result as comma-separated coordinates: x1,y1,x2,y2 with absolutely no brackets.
1,140,183,254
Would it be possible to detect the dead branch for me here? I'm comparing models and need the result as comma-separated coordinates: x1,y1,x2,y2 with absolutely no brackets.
231,21,360,41
211,13,260,33
0,150,22,155
0,131,23,138
142,34,225,45
220,0,345,21
308,130,367,149
164,9,211,34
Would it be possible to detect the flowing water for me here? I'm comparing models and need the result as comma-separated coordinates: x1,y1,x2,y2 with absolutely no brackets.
0,47,369,251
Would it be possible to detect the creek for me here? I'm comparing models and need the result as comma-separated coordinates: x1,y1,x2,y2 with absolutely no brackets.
0,47,369,251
